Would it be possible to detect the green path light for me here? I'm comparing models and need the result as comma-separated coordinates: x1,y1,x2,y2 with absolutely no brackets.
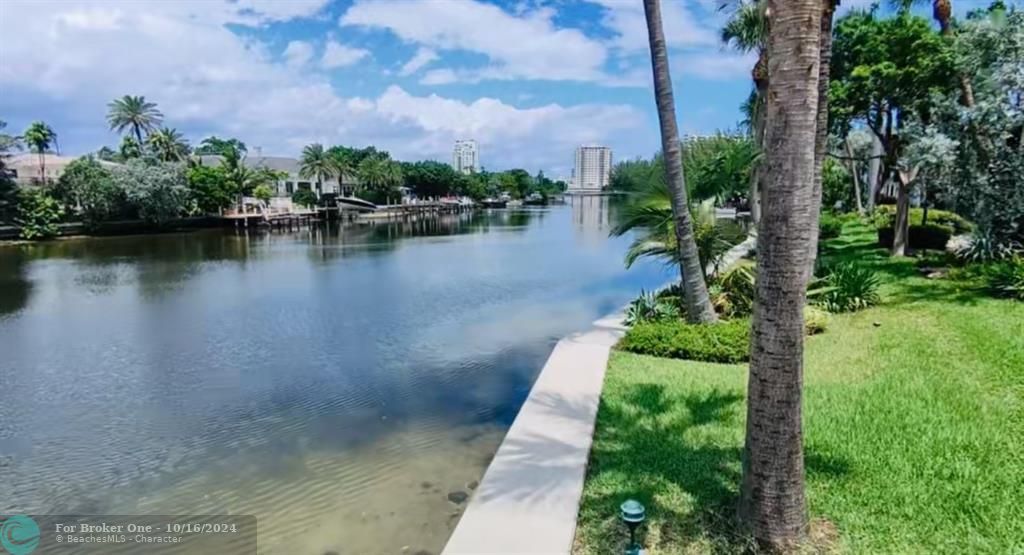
620,499,646,555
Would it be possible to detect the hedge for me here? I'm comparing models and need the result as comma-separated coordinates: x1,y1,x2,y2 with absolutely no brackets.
617,318,751,363
877,223,955,250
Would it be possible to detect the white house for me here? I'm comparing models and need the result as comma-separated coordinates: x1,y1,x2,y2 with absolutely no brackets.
195,154,356,198
6,153,121,185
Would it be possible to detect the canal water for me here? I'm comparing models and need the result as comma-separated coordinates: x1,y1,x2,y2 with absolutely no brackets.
0,199,670,554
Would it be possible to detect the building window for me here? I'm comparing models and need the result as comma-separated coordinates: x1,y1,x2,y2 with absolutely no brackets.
286,181,294,194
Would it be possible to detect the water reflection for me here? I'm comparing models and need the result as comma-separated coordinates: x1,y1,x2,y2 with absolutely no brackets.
0,204,667,554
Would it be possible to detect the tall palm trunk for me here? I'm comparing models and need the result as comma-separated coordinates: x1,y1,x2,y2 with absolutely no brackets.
738,0,822,548
808,1,836,277
134,125,144,149
37,151,46,184
643,0,717,324
933,0,975,107
749,57,768,225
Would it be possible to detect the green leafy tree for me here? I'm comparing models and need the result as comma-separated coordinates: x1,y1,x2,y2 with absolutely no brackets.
186,165,234,214
292,188,318,208
106,95,163,145
830,10,957,255
147,127,190,162
95,146,120,162
23,121,56,183
402,160,460,198
55,157,126,226
252,184,274,203
16,188,63,239
0,120,20,224
194,136,247,156
112,159,187,225
357,156,403,203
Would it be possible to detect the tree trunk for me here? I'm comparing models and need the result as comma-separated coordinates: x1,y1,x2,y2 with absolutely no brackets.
866,131,884,212
642,0,717,324
38,152,45,184
738,0,821,549
892,182,911,256
750,83,766,226
845,138,864,215
808,0,836,278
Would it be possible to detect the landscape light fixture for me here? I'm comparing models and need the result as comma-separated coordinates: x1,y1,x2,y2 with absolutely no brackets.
620,499,646,555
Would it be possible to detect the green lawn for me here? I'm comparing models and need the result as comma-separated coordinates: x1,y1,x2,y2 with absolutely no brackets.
574,222,1024,554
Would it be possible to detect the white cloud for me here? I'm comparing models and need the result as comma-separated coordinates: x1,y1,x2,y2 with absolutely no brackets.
399,47,439,76
321,41,371,69
677,51,757,81
283,40,315,68
420,69,460,86
340,0,610,83
588,0,719,53
0,0,645,175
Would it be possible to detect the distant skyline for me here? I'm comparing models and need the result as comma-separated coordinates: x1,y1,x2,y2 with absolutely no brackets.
0,0,988,176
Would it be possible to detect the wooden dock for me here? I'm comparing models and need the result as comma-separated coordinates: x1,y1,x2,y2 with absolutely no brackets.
221,208,317,229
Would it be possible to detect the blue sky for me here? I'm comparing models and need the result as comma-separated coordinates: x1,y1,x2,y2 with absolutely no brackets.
0,0,992,176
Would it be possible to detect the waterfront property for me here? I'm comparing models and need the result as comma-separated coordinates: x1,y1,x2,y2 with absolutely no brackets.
194,153,358,199
5,152,121,185
569,146,612,192
0,202,670,555
574,223,1024,554
452,139,479,175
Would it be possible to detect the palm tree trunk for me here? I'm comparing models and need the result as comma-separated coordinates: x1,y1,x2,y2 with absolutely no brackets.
808,0,836,277
134,126,143,149
738,0,821,548
643,0,717,324
749,84,766,225
38,151,45,185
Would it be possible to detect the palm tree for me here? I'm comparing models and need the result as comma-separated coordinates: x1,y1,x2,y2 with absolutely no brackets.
299,143,336,197
148,127,190,162
721,0,767,224
23,121,56,184
328,148,356,196
737,0,823,548
357,157,403,197
642,0,716,323
106,95,163,145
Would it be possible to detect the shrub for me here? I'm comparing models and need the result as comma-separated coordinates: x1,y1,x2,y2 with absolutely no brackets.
814,262,881,313
985,257,1024,301
113,159,188,225
954,228,1021,263
872,206,972,234
617,318,751,363
710,263,756,318
15,188,63,239
819,213,843,240
252,184,274,203
292,188,317,208
625,289,681,325
877,223,954,250
804,306,831,335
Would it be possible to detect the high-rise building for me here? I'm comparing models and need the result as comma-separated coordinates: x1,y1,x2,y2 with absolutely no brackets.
570,145,612,191
452,139,479,174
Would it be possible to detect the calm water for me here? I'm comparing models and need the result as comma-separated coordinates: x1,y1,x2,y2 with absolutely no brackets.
0,198,668,554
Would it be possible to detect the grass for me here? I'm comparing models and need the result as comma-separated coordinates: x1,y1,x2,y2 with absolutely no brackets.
574,221,1024,554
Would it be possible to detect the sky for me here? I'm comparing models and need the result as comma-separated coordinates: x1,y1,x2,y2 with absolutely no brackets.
0,0,994,177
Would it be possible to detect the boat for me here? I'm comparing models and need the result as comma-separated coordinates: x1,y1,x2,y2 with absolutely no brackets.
481,198,506,208
336,196,378,211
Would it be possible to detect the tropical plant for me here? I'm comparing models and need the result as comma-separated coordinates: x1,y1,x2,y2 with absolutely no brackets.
119,136,142,160
299,143,335,196
642,0,716,323
617,317,751,363
955,227,1022,263
23,121,56,183
985,256,1024,300
710,263,757,318
738,0,824,545
624,289,681,325
357,156,403,202
814,262,882,312
106,95,163,145
147,127,190,162
112,159,187,225
15,188,63,239
804,306,831,335
819,212,844,240
721,0,768,222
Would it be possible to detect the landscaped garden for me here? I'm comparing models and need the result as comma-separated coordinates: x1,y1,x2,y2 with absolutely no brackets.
574,220,1024,553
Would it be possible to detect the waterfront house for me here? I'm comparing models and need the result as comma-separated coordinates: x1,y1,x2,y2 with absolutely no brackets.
6,153,121,185
195,154,357,198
